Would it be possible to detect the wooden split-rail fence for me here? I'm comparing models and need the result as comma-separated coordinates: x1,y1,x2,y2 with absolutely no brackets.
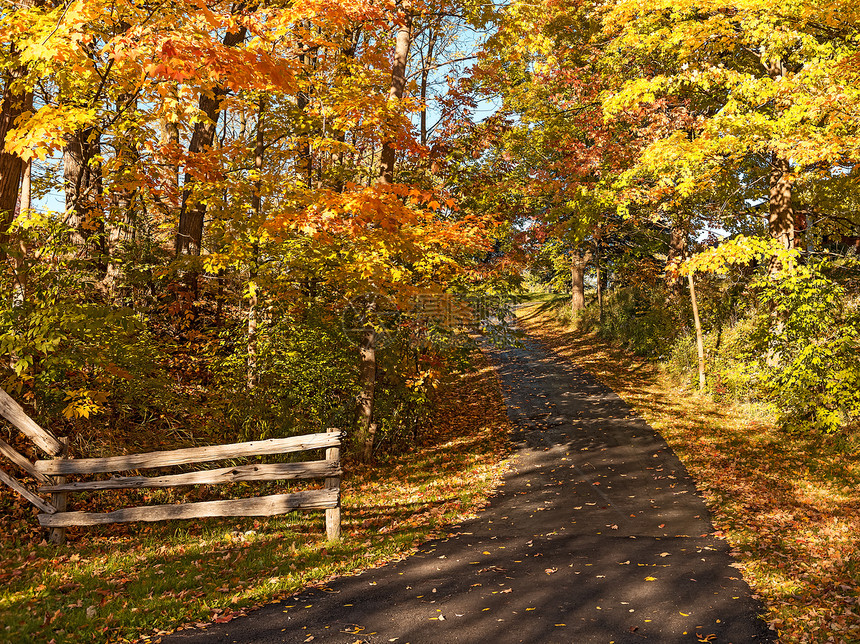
0,387,342,544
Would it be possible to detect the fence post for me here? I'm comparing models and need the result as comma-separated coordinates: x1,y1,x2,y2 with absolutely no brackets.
48,437,69,545
325,428,341,540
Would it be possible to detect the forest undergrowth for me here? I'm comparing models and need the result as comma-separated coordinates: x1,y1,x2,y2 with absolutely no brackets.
518,302,860,644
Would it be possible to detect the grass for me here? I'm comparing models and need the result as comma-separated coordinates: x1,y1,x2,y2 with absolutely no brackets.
517,302,860,644
0,351,512,644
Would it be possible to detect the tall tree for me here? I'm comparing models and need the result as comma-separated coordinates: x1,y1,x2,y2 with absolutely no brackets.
356,5,415,462
63,127,105,266
599,0,860,251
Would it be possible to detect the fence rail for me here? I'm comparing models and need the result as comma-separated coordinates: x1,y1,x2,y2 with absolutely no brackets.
0,387,342,543
33,433,342,476
37,460,341,492
38,489,339,528
0,388,64,456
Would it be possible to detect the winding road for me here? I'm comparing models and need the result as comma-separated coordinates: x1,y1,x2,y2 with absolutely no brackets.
163,333,775,643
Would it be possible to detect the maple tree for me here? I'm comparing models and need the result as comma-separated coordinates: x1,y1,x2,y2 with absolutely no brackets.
598,0,860,261
0,0,506,466
1,0,859,452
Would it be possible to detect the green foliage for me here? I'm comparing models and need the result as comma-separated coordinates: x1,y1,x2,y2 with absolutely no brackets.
209,298,468,452
668,314,766,403
661,259,860,433
752,261,860,433
579,286,681,357
212,309,359,441
364,303,484,455
525,239,572,293
564,253,860,434
0,273,149,422
683,235,798,276
371,338,439,453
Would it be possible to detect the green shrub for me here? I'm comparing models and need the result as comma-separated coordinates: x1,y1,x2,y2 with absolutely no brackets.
753,262,860,433
665,261,860,433
704,315,767,404
580,286,682,357
212,309,359,441
547,255,860,434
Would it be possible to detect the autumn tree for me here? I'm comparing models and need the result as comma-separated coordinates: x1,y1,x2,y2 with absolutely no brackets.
599,0,860,254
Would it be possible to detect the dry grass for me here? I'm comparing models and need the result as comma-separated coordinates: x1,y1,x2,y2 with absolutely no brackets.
518,303,860,644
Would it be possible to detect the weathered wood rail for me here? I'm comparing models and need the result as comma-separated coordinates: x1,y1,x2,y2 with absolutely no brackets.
0,387,342,543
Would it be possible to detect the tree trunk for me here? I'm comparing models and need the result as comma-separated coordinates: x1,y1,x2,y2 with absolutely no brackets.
765,153,794,363
174,90,223,256
333,28,361,192
104,188,132,296
64,127,106,273
378,9,413,184
247,98,265,390
768,152,794,265
12,159,31,307
356,7,413,461
0,0,42,265
159,99,181,210
295,22,315,189
0,72,26,264
764,56,795,260
688,272,706,392
175,24,248,256
357,321,377,462
247,281,258,388
104,93,138,297
570,248,592,316
594,242,603,323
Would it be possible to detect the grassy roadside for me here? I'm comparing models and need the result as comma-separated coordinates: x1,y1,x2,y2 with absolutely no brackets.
517,303,860,644
0,351,512,644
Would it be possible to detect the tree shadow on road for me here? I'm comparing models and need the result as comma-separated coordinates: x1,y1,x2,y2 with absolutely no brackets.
518,307,860,641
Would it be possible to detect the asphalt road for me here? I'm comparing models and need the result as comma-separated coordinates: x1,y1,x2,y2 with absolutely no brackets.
162,335,775,644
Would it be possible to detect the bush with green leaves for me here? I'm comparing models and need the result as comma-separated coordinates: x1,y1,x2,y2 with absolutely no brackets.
561,252,860,436
579,286,682,358
210,298,474,455
665,310,773,407
752,261,860,433
0,250,164,427
212,307,359,441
